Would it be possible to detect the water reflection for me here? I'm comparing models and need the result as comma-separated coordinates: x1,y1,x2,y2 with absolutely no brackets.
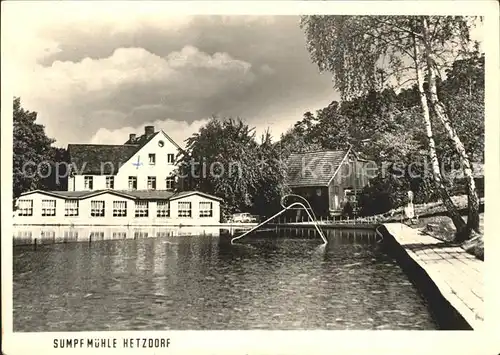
13,226,222,246
13,227,437,331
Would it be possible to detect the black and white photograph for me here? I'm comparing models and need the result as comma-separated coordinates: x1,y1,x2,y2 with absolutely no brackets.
2,1,499,354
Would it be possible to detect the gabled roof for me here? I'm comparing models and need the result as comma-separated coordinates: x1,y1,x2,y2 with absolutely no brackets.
286,150,349,187
17,189,135,200
114,190,175,200
17,190,90,199
18,189,223,202
68,129,180,175
169,191,223,202
125,130,183,152
67,144,139,175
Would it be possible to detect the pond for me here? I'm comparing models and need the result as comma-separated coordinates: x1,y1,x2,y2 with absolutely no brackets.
13,227,438,331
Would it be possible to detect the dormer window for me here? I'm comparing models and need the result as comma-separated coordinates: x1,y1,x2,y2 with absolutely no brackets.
148,153,156,165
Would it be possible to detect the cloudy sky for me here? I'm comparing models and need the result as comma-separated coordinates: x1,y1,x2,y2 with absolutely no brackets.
6,4,338,148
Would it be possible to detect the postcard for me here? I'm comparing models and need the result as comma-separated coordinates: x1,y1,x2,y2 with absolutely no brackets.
2,1,499,354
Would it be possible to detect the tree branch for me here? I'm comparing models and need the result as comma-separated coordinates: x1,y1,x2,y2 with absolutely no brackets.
362,30,416,60
394,77,417,90
373,17,424,40
429,16,442,43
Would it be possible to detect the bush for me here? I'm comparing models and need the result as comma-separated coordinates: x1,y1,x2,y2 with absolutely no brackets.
358,164,440,216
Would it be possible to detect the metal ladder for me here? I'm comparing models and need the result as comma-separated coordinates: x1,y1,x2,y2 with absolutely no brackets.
230,194,327,245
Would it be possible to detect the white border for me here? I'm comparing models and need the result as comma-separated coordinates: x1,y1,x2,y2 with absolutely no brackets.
2,1,499,354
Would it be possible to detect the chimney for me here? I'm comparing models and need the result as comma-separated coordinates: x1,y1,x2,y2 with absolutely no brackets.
145,126,155,137
129,133,136,143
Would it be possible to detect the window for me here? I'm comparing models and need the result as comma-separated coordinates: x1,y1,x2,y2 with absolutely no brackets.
90,200,105,217
135,201,149,217
64,230,78,241
166,177,175,190
157,201,170,217
65,200,79,216
41,230,56,239
134,231,149,239
41,200,56,216
128,176,137,190
17,230,33,239
178,201,192,218
156,231,174,238
84,176,93,190
158,140,165,147
147,176,157,190
18,200,33,216
167,153,175,164
199,202,213,217
112,232,127,239
113,201,127,217
106,176,115,189
89,231,104,240
149,153,156,165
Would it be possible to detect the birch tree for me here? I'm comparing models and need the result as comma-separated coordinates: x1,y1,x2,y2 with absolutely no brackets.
301,15,482,239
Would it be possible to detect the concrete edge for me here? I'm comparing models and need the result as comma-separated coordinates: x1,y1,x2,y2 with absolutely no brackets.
380,223,480,330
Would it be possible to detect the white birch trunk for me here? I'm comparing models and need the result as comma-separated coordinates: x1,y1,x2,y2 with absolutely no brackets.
421,18,480,236
412,32,467,236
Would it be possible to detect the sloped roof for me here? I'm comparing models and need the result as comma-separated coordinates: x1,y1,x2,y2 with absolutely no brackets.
68,130,186,175
126,130,183,152
67,144,139,175
18,190,91,199
115,190,176,200
18,189,222,202
286,150,349,187
169,191,223,202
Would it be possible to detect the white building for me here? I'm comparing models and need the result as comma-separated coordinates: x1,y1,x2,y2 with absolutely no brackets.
14,126,223,226
15,190,221,226
68,126,181,191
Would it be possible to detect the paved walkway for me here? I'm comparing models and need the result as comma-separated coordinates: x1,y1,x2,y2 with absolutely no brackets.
383,223,484,330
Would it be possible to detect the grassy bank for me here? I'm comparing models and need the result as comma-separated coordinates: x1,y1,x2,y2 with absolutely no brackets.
368,195,484,260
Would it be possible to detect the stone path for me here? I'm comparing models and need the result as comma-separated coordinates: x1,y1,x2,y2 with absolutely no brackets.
383,223,484,330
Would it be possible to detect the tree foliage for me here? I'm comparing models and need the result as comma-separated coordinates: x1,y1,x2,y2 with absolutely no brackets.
178,117,289,218
300,15,483,237
301,16,480,99
13,97,56,199
277,52,484,216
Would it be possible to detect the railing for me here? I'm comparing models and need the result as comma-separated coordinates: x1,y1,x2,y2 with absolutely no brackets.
230,195,327,245
270,214,380,224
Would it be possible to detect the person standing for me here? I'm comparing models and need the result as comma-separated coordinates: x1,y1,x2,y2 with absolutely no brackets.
404,190,416,224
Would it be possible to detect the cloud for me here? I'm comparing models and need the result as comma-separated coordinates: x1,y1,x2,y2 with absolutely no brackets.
25,46,254,100
5,8,338,147
13,45,257,146
90,118,211,148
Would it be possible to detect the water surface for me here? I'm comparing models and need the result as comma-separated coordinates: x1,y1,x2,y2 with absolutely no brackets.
13,227,437,331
